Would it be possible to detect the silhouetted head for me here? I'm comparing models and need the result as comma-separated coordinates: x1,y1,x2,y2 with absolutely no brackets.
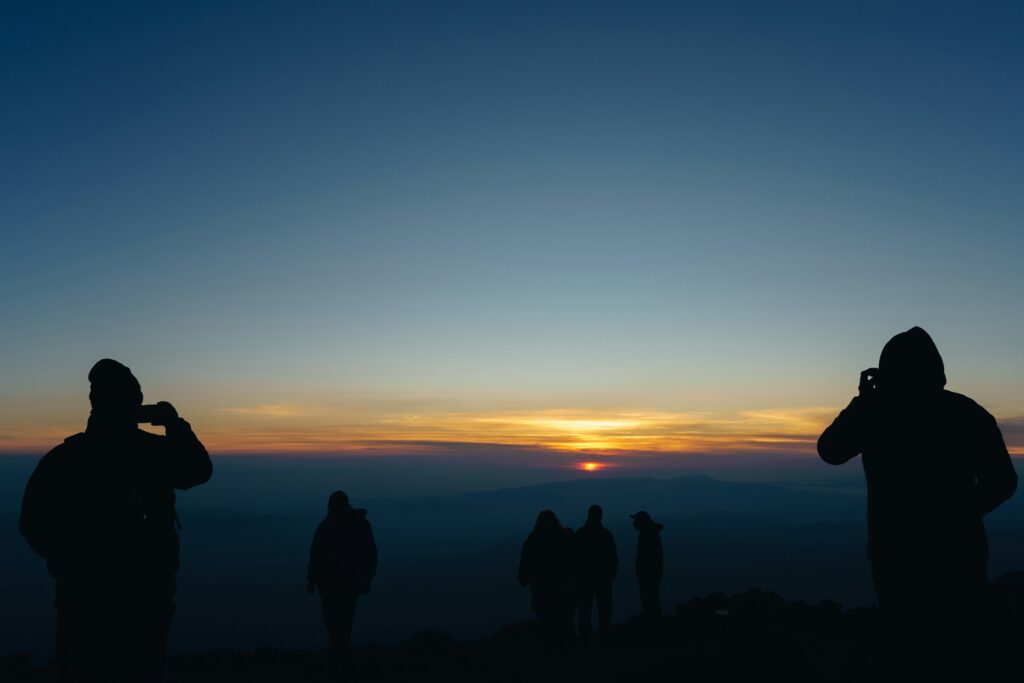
88,359,143,419
534,509,562,533
328,490,350,514
587,505,603,524
878,326,946,394
631,510,652,530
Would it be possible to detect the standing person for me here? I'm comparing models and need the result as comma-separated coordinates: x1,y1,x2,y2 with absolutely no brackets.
20,359,212,683
631,511,664,617
518,510,575,651
818,326,1017,677
575,504,617,644
307,490,377,677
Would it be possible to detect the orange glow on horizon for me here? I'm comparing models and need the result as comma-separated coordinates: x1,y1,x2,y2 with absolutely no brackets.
2,405,1022,457
580,462,602,472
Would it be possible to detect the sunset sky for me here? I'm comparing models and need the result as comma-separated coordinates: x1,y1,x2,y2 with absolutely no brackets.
2,1,1023,462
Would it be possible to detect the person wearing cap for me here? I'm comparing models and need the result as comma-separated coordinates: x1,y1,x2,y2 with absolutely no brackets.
307,490,377,676
20,359,212,683
631,511,664,617
818,327,1016,677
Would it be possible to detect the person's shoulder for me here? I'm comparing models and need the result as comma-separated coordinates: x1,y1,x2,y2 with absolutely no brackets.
942,391,995,419
30,434,84,478
355,509,373,529
42,433,86,462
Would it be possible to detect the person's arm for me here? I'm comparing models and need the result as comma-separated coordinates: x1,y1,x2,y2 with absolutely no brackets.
20,450,62,562
973,409,1017,516
818,396,873,465
518,538,531,587
307,524,324,592
609,533,618,581
164,415,213,490
818,369,882,465
363,521,378,590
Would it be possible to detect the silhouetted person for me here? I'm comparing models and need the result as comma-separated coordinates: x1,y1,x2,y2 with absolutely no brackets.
575,505,617,643
307,490,377,677
20,359,212,683
818,327,1017,677
518,510,575,651
631,511,663,617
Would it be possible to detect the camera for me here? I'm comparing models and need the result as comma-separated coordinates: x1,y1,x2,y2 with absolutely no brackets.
860,367,882,394
136,402,178,426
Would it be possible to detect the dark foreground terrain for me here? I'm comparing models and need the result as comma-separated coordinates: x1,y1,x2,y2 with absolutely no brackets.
7,577,1024,683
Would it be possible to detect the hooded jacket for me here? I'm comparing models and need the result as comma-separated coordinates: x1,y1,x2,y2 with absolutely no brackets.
518,526,573,589
818,327,1016,563
19,417,212,597
307,506,378,594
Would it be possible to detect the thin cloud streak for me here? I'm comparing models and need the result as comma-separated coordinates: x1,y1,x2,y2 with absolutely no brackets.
4,406,1022,458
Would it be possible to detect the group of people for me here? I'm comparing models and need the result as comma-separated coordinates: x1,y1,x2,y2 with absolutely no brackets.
17,325,1021,681
517,505,663,649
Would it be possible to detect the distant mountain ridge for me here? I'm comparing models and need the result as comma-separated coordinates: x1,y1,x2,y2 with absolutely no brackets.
5,471,1024,662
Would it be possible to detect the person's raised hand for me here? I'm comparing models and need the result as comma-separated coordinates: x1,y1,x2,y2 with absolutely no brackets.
859,368,880,397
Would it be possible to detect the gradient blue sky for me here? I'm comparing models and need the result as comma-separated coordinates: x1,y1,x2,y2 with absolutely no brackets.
2,1,1022,456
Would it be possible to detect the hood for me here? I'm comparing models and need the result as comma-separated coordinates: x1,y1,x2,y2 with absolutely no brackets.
327,507,368,522
878,326,946,392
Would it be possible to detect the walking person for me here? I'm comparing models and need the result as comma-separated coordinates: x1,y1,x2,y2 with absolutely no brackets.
307,490,378,679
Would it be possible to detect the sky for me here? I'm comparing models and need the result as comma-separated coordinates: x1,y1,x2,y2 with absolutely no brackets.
2,1,1023,464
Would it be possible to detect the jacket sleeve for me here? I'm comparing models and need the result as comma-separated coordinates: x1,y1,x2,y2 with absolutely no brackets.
973,410,1017,516
654,536,664,582
363,521,378,584
308,524,325,585
608,531,618,581
518,538,531,587
164,418,213,490
817,396,870,465
20,449,63,563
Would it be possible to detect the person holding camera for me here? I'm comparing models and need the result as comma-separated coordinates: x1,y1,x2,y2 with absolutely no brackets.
20,359,212,683
818,327,1016,677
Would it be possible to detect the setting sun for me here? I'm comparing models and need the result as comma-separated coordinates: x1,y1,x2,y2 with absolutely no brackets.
580,462,602,472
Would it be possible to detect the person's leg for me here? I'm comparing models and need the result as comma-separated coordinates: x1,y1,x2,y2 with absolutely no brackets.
336,592,358,651
320,591,350,679
596,581,612,636
131,599,174,683
533,588,554,645
578,585,594,642
932,558,989,679
871,560,920,680
638,580,652,615
56,605,85,683
63,593,134,683
639,579,661,616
